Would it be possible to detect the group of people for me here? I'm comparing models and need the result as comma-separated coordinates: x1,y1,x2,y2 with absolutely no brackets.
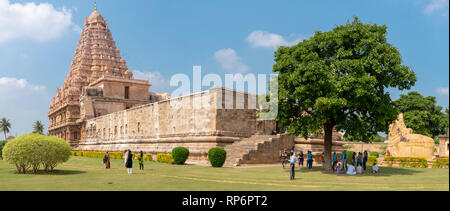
102,150,146,174
281,149,380,180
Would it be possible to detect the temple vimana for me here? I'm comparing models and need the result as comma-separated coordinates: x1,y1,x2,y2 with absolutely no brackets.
47,7,346,166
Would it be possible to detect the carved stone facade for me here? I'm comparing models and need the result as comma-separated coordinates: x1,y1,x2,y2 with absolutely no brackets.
48,8,168,146
387,114,435,160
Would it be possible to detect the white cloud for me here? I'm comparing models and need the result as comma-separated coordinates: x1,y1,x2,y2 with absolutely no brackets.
214,48,249,73
0,77,46,92
424,0,449,16
0,0,74,43
0,77,50,136
246,30,303,49
437,87,449,95
132,70,168,93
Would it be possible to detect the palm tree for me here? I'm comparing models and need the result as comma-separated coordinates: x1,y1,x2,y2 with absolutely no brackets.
0,118,11,141
33,120,44,134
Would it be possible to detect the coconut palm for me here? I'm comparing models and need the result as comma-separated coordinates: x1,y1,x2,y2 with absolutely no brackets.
0,118,11,141
33,120,45,134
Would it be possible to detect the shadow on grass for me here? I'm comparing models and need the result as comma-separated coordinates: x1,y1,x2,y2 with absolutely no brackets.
284,166,423,177
11,169,87,175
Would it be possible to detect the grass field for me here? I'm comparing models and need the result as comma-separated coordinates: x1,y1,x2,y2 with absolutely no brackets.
0,156,448,191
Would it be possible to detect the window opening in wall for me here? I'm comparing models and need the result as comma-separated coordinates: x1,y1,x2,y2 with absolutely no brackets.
125,86,130,99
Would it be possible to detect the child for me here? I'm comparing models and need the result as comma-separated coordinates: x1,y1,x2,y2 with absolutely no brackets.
335,163,345,174
372,163,379,174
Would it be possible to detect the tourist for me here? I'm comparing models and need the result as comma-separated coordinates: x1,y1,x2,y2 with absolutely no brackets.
298,151,304,168
281,150,287,169
352,152,356,167
332,152,338,170
363,151,368,170
356,161,363,174
346,163,356,175
335,163,345,174
138,150,144,170
307,151,313,169
125,149,133,174
124,150,129,167
356,152,363,167
342,151,347,170
372,163,380,174
289,152,297,180
103,152,111,169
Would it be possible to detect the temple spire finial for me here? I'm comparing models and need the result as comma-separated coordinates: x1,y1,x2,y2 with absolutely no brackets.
94,2,97,11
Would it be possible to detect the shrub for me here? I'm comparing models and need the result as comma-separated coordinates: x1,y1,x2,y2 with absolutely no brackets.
2,133,71,174
144,153,153,161
432,158,449,168
172,147,189,165
346,151,355,165
367,156,377,165
0,141,5,160
384,156,428,168
370,151,379,158
156,153,173,164
208,148,227,167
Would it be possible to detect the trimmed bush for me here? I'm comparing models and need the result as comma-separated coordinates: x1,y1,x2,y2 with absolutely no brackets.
432,158,449,168
0,141,5,160
156,153,173,164
346,151,355,165
370,151,379,158
208,148,227,167
2,133,71,174
384,156,428,168
172,147,189,165
367,156,377,165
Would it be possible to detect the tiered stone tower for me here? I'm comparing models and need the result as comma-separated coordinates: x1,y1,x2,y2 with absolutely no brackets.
48,6,167,146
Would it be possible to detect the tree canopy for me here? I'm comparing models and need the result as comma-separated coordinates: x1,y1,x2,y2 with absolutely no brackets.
33,120,45,134
394,91,448,138
273,17,416,170
0,118,11,141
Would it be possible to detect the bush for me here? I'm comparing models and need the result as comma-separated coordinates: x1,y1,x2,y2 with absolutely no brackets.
367,156,377,165
208,148,227,167
156,153,173,164
0,141,5,160
2,133,71,174
432,158,449,168
172,147,189,165
370,151,379,158
384,156,428,168
346,151,355,165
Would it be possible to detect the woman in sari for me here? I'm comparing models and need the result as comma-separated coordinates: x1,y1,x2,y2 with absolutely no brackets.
125,149,133,174
103,152,111,169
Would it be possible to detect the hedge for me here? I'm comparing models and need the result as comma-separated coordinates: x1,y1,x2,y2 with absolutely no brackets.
432,158,449,168
370,151,379,158
156,153,173,164
367,156,377,165
346,151,355,165
208,148,227,167
71,151,152,161
384,156,428,168
0,141,5,160
2,133,71,174
172,147,189,165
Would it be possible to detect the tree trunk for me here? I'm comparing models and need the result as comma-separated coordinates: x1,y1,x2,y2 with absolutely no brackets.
323,123,334,171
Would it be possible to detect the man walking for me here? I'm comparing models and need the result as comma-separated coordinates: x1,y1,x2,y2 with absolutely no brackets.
289,152,297,180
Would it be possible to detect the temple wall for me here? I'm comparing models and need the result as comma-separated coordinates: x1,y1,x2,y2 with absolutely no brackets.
75,88,259,163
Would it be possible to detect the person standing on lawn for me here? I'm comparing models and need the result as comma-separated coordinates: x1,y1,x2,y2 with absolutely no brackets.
307,151,313,169
289,152,297,180
138,150,144,170
332,152,338,170
342,151,347,170
125,149,133,174
103,152,111,169
298,151,304,168
363,151,368,171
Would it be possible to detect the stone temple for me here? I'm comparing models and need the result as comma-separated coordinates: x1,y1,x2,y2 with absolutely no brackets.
48,8,344,166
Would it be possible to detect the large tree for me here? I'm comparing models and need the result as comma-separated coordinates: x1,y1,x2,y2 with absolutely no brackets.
394,92,448,138
33,120,45,134
273,17,416,171
0,118,12,141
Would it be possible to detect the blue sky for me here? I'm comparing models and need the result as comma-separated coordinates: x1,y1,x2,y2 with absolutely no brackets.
0,0,448,136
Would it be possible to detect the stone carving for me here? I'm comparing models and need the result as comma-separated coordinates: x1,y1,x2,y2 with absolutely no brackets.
387,113,435,160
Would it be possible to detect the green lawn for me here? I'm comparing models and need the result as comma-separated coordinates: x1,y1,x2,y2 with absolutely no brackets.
0,156,448,191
